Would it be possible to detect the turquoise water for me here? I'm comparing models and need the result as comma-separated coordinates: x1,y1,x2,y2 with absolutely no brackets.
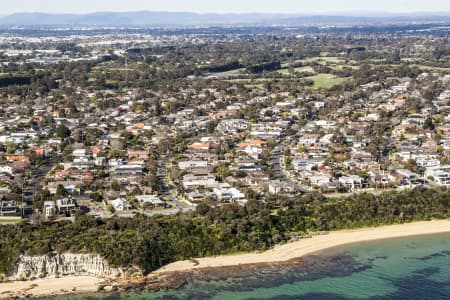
61,233,450,300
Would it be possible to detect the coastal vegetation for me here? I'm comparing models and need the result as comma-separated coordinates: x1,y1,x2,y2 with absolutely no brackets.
1,187,449,276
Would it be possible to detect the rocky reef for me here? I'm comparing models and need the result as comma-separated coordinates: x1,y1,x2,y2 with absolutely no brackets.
109,254,370,293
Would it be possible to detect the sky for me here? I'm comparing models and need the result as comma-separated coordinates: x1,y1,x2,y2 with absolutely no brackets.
1,0,450,15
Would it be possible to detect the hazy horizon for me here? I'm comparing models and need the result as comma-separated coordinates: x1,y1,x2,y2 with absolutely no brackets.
2,0,450,15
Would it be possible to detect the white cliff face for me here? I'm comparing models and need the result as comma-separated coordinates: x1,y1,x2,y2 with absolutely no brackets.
9,253,124,280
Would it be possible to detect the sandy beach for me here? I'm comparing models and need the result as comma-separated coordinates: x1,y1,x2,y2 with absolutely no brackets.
0,275,102,299
155,220,450,273
2,220,450,298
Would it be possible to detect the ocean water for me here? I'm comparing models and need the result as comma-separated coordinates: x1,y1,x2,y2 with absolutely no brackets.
61,232,450,300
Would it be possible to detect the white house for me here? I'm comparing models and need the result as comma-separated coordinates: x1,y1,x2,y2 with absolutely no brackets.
135,195,166,208
298,134,320,147
425,165,450,185
109,198,133,211
314,120,337,129
292,159,324,172
268,180,296,194
72,149,87,157
416,158,440,168
178,160,209,170
43,201,56,218
182,174,217,188
338,175,363,191
213,187,246,202
0,165,13,175
310,175,330,186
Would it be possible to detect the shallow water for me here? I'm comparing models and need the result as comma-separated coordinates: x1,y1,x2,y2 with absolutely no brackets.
58,232,450,300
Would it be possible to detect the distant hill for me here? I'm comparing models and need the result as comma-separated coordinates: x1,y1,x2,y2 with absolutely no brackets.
0,11,449,26
0,11,289,26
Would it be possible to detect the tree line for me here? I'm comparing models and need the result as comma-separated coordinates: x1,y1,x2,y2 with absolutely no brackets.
0,187,449,276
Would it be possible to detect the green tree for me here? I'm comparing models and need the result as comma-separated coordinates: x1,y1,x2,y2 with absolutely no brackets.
56,124,71,138
423,117,435,130
55,184,68,197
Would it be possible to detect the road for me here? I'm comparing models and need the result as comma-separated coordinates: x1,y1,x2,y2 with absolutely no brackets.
158,155,193,212
269,138,309,193
268,141,286,179
22,157,57,217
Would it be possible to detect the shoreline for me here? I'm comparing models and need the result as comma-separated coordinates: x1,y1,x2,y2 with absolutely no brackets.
0,276,104,299
154,219,450,274
2,219,450,298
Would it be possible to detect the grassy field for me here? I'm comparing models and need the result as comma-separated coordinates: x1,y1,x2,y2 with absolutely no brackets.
224,73,350,90
401,58,422,63
224,79,267,89
373,63,450,72
91,61,138,73
225,78,272,83
305,56,346,64
244,83,265,89
306,73,351,89
367,58,388,63
222,68,246,74
301,56,358,71
413,65,450,72
0,218,22,224
277,66,316,75
330,64,360,70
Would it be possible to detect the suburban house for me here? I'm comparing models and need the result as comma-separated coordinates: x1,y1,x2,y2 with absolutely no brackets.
135,195,166,208
182,172,217,188
127,150,150,160
338,175,364,191
108,198,133,211
188,142,210,152
0,200,17,216
425,165,450,185
56,197,77,215
268,180,296,194
292,158,324,172
178,160,209,170
43,201,56,218
213,186,246,203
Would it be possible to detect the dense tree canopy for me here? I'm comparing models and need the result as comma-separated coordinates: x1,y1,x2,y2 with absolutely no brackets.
0,187,448,276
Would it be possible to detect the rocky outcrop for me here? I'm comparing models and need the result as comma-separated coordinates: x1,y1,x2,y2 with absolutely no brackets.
9,253,124,280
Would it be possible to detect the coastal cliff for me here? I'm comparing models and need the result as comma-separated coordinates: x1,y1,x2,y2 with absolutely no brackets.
8,254,124,280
